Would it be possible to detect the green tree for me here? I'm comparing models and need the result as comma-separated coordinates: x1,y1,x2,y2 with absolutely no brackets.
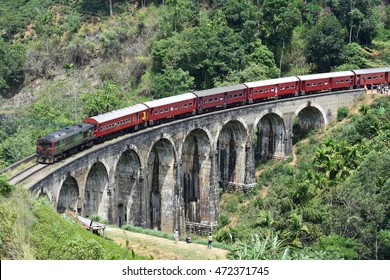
329,0,380,45
150,66,195,98
261,0,302,71
0,38,26,96
305,14,346,72
82,82,123,116
152,23,245,89
164,0,200,33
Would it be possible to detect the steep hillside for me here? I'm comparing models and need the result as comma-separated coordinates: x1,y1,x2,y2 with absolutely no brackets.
219,94,390,260
0,177,148,260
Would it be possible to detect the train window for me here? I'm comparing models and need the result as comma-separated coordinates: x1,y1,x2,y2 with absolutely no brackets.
291,85,295,88
133,117,136,121
340,80,344,83
220,97,223,100
189,102,193,106
335,80,339,84
209,98,213,102
175,106,178,110
171,107,174,111
306,83,311,87
265,89,269,93
312,82,316,86
180,105,183,109
160,109,164,113
318,82,322,86
324,81,328,85
259,90,263,93
154,110,158,114
184,104,188,108
380,75,384,78
214,97,218,101
229,95,233,99
204,100,208,104
234,94,238,98
281,86,285,90
239,93,243,97
271,88,274,92
374,76,378,80
165,108,169,112
367,76,372,80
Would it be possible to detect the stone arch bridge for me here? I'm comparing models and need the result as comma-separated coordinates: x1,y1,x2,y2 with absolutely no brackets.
27,90,363,234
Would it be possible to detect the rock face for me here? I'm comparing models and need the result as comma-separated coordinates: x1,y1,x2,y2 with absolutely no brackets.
28,89,364,234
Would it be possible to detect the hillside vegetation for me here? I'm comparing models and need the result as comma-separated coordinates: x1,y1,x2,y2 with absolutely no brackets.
0,177,149,260
219,94,390,260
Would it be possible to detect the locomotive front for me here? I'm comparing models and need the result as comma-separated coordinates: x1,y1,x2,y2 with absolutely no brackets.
36,136,56,164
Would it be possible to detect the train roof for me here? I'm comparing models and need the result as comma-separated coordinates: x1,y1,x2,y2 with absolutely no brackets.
297,71,355,81
193,84,247,97
143,93,197,108
39,123,93,142
84,103,148,124
352,67,390,75
244,76,299,88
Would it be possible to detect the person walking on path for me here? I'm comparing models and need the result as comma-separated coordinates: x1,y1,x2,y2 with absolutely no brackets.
207,233,213,249
174,229,179,244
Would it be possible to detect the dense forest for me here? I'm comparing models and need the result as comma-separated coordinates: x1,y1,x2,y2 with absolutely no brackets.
0,0,389,260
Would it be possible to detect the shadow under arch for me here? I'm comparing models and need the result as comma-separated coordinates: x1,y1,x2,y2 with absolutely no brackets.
217,120,247,192
116,149,142,227
84,162,109,219
57,176,79,214
181,128,211,223
146,138,176,232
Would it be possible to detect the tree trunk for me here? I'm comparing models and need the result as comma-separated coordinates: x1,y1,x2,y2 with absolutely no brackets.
109,0,113,17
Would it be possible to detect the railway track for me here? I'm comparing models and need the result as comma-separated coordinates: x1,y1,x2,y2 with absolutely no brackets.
0,154,36,177
7,162,49,186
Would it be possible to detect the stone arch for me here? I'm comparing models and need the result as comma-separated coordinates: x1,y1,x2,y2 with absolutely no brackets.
181,128,211,224
146,138,176,232
293,102,326,143
217,120,248,191
57,176,79,213
115,149,142,227
254,112,286,162
84,162,109,219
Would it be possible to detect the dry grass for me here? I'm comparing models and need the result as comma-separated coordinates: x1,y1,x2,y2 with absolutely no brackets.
105,227,228,260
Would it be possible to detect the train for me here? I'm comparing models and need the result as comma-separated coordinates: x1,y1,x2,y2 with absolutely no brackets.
36,67,390,163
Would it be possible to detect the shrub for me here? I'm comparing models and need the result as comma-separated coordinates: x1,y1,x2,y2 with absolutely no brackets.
337,106,349,121
0,175,14,197
61,236,104,260
314,234,359,260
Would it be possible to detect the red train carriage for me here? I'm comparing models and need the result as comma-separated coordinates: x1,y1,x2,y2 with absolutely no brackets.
297,71,355,94
244,76,299,102
193,84,247,113
352,67,390,88
83,104,148,139
143,93,198,125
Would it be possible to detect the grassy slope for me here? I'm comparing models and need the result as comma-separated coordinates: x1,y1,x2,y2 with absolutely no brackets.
0,187,148,260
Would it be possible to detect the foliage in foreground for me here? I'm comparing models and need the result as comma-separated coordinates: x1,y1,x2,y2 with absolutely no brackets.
0,186,147,260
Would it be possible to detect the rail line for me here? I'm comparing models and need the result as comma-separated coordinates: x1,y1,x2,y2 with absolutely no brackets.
8,163,49,186
0,154,36,177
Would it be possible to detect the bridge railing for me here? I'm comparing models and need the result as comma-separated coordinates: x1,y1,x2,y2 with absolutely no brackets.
0,154,36,177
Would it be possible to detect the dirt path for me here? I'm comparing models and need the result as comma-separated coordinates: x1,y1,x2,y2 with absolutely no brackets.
105,227,229,260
